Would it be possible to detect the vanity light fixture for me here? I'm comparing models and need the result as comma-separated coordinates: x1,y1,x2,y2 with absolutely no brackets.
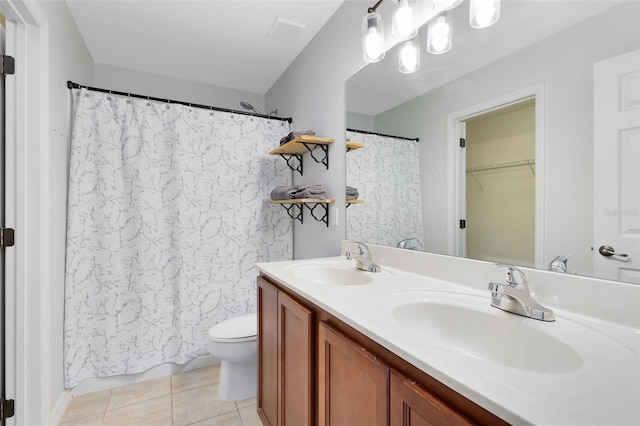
392,0,418,41
399,36,421,73
433,0,463,12
470,0,501,28
361,0,501,71
426,14,452,54
362,9,385,63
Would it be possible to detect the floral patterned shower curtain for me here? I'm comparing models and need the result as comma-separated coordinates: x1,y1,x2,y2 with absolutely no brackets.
64,88,292,387
346,131,424,249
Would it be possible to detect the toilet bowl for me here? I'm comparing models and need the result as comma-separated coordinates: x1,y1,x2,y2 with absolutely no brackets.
207,312,257,401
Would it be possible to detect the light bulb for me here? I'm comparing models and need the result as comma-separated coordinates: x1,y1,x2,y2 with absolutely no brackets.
427,15,452,54
362,12,385,63
399,39,420,73
433,0,463,11
470,0,501,28
365,28,384,59
393,0,418,41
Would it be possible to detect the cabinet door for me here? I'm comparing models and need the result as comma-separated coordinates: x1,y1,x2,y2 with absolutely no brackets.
318,321,388,426
258,277,279,425
390,369,473,426
278,290,314,425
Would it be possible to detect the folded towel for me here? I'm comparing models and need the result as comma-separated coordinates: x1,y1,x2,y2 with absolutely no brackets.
346,185,359,200
293,189,327,199
292,184,327,199
271,185,300,200
295,184,325,192
279,130,317,146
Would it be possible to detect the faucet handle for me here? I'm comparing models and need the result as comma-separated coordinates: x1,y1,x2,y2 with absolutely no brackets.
347,240,370,256
495,264,528,289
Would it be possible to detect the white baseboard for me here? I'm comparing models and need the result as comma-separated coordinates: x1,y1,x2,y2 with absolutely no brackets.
50,389,72,426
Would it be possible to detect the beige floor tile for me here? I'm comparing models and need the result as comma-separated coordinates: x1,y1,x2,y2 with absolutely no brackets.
189,410,244,426
60,389,111,423
58,412,104,426
108,376,172,410
235,397,256,410
239,406,262,426
172,384,237,426
171,364,220,394
103,394,173,426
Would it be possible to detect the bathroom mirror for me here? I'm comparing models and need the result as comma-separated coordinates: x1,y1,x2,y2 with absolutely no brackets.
345,0,640,284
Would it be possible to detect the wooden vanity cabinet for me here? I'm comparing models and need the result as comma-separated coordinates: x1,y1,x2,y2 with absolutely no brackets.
390,369,473,426
257,274,508,426
257,276,314,426
318,322,388,426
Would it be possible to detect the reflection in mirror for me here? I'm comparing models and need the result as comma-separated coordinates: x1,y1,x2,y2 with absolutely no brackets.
346,0,640,284
346,130,423,249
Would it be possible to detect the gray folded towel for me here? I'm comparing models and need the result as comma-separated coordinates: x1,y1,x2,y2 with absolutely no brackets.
293,184,327,199
279,130,317,145
295,184,325,192
346,185,359,200
271,185,300,200
293,189,327,199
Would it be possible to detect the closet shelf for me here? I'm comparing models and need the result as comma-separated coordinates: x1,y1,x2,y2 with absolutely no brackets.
269,136,335,175
271,199,335,227
346,141,364,152
467,159,536,192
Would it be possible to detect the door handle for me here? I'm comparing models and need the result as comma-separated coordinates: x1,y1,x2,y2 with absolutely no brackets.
598,245,629,258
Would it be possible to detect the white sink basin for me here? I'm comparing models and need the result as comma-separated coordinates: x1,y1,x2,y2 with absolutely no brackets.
384,291,583,373
285,259,393,286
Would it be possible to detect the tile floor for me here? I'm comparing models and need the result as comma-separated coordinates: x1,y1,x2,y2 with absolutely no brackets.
59,364,262,426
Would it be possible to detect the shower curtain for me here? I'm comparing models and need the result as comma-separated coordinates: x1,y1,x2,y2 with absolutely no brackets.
346,131,424,249
64,88,292,387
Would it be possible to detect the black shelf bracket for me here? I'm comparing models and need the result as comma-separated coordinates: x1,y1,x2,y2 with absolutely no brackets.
280,203,303,224
304,202,330,227
279,154,303,176
275,202,330,227
300,142,329,170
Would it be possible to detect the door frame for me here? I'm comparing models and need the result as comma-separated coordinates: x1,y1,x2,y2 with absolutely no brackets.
0,2,49,425
446,83,546,269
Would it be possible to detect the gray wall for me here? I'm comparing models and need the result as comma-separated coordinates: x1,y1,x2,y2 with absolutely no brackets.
266,1,367,259
346,111,375,132
373,1,640,276
35,0,94,416
94,63,265,113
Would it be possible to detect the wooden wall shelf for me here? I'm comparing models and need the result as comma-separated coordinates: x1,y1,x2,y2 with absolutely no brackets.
269,136,335,175
346,141,364,152
346,199,364,208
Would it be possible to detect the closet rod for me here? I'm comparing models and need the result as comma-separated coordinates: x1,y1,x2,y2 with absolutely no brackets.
347,128,419,142
466,159,535,173
67,81,293,123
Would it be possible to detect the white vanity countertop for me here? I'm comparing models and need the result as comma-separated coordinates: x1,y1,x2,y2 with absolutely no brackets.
256,248,640,426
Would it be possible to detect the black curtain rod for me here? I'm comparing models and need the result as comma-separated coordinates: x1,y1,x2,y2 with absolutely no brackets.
67,81,293,124
347,128,419,142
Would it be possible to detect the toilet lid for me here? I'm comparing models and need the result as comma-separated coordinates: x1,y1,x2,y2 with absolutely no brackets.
208,313,257,343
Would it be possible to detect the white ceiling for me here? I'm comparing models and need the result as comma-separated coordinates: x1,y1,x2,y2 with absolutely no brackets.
65,0,345,94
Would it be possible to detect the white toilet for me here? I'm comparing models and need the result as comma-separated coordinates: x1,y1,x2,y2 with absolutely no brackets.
207,312,258,401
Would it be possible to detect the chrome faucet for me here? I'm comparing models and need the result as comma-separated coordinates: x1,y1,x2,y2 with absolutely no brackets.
397,238,419,250
488,265,555,321
345,242,381,273
548,254,571,273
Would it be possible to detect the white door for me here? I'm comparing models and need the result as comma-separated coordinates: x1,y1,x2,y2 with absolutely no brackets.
593,49,640,284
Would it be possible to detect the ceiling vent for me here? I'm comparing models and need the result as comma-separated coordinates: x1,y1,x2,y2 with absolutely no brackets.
267,17,307,42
